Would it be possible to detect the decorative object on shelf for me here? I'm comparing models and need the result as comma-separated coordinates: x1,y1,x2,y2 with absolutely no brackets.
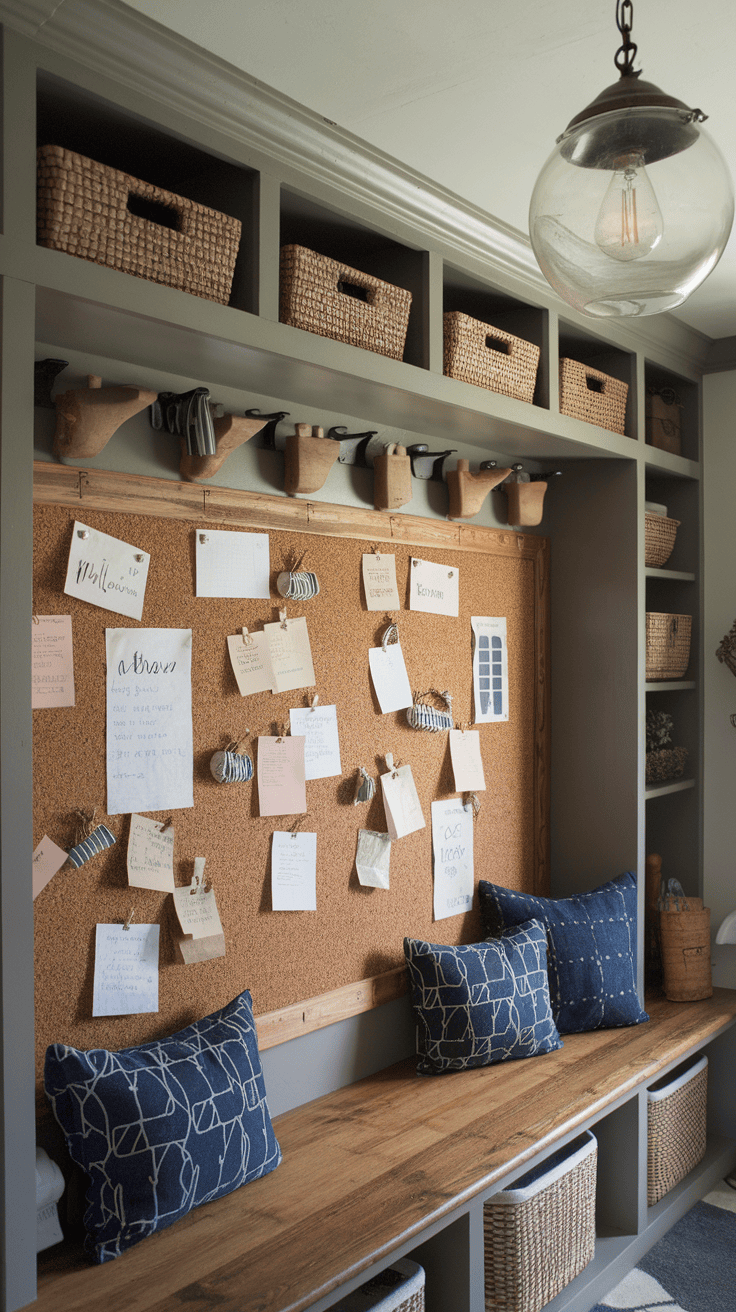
715,617,736,678
37,145,242,305
559,358,628,434
644,507,680,567
446,459,512,520
373,443,412,512
442,311,540,403
66,809,116,869
53,374,157,459
284,422,340,496
35,1146,65,1252
279,245,412,361
646,612,692,680
501,464,561,527
153,389,268,479
646,386,683,455
209,738,254,784
647,1054,708,1205
528,1,734,318
645,710,688,783
406,690,454,733
34,358,68,409
659,892,712,1002
483,1131,597,1312
406,444,457,481
353,766,376,805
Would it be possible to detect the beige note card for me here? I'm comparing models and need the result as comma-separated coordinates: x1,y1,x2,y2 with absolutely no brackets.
257,735,307,816
227,631,275,696
380,763,425,840
32,615,75,708
449,729,486,792
409,558,459,617
173,860,225,963
355,829,391,889
362,553,400,611
32,835,68,900
127,814,175,892
263,616,316,694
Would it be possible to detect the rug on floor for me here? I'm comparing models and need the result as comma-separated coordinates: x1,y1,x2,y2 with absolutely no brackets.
591,1197,736,1312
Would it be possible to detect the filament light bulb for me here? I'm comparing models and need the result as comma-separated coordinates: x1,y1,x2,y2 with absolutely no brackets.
594,152,663,261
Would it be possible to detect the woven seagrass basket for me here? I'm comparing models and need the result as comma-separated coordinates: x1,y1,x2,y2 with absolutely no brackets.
280,245,412,360
329,1259,424,1312
645,746,688,785
646,612,692,681
644,512,680,568
559,359,629,434
484,1131,596,1312
647,1055,708,1205
37,145,241,305
443,312,540,403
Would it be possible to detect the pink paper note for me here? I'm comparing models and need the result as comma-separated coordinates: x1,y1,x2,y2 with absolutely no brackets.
32,835,68,899
257,736,307,816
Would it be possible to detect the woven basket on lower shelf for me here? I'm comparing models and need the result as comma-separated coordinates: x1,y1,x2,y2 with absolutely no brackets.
647,1055,708,1206
646,613,692,681
644,512,680,568
328,1259,425,1312
443,312,540,403
279,244,412,360
645,746,688,785
559,358,629,434
483,1131,597,1312
37,145,241,305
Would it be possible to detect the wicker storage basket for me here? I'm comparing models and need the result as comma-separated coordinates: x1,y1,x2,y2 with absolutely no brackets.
660,902,712,1002
647,1055,708,1205
644,512,680,568
37,145,241,305
443,312,540,403
646,613,692,680
645,746,688,785
329,1259,424,1312
646,392,682,455
559,359,629,434
484,1131,597,1312
280,245,412,360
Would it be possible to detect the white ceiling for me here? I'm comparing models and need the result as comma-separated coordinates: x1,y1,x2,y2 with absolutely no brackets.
119,1,736,341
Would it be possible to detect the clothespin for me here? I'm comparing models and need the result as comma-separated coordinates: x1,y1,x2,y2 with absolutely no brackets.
191,856,208,893
241,626,254,647
465,792,481,819
276,721,290,743
279,607,288,630
309,693,320,711
123,907,136,931
33,613,39,625
385,752,400,778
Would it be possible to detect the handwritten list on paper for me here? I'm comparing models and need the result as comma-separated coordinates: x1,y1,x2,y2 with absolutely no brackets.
127,815,175,892
105,628,193,815
263,617,316,694
32,615,75,708
64,521,150,621
271,831,317,910
289,705,342,780
227,631,275,696
92,923,160,1016
257,736,307,816
431,798,474,921
362,554,400,611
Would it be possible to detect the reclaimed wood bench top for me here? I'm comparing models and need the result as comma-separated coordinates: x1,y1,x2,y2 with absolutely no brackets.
30,989,736,1312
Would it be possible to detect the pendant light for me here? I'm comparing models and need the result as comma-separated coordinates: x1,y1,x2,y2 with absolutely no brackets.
528,1,734,318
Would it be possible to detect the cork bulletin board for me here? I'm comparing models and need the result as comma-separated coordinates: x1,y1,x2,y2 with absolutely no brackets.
32,464,550,1101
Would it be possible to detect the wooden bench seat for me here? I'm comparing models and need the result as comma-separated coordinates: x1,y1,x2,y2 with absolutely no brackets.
30,990,736,1312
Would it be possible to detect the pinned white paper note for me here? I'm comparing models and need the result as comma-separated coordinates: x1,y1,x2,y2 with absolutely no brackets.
105,628,193,815
227,631,275,696
32,835,68,900
472,616,509,723
127,815,175,892
368,642,413,714
432,798,474,921
257,735,307,816
362,554,400,611
173,864,223,940
64,522,150,621
195,529,270,599
92,923,159,1016
264,616,316,694
449,729,486,792
355,830,392,889
409,558,459,617
380,762,425,840
289,704,342,780
32,615,75,708
271,830,317,910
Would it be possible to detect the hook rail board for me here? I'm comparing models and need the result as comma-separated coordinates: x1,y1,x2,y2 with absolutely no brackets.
32,463,549,1101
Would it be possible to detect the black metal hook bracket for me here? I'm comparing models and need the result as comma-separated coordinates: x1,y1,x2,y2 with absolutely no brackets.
406,444,458,480
245,409,290,449
327,426,378,466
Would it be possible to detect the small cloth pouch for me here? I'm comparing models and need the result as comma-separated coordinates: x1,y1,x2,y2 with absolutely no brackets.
210,744,253,783
67,822,115,869
406,690,453,732
276,570,320,600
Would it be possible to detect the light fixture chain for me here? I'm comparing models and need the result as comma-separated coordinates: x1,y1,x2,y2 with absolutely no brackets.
614,0,638,76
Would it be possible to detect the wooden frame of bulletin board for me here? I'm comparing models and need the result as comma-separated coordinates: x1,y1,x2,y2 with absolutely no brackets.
32,462,550,1100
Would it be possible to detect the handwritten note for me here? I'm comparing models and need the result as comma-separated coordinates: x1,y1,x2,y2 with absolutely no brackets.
195,529,270,599
380,763,425,840
173,876,223,939
355,830,391,889
263,616,316,694
271,831,317,910
32,615,75,708
64,521,150,621
32,835,68,900
431,798,474,921
257,736,307,816
289,705,342,780
227,631,275,696
127,815,175,892
409,558,459,617
472,616,509,723
105,628,193,815
92,923,160,1016
362,554,400,611
449,729,486,792
368,641,413,713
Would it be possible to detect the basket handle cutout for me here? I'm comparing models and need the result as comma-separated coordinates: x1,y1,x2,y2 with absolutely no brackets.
485,335,509,355
337,279,369,302
585,373,604,393
126,191,181,232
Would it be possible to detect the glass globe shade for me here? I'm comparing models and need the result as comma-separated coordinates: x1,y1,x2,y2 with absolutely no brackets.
529,105,734,317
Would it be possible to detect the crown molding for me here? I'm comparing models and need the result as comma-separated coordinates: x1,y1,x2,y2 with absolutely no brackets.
0,0,711,374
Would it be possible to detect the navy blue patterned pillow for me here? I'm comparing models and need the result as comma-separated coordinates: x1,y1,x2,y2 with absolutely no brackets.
478,872,649,1034
44,990,281,1263
403,920,563,1075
